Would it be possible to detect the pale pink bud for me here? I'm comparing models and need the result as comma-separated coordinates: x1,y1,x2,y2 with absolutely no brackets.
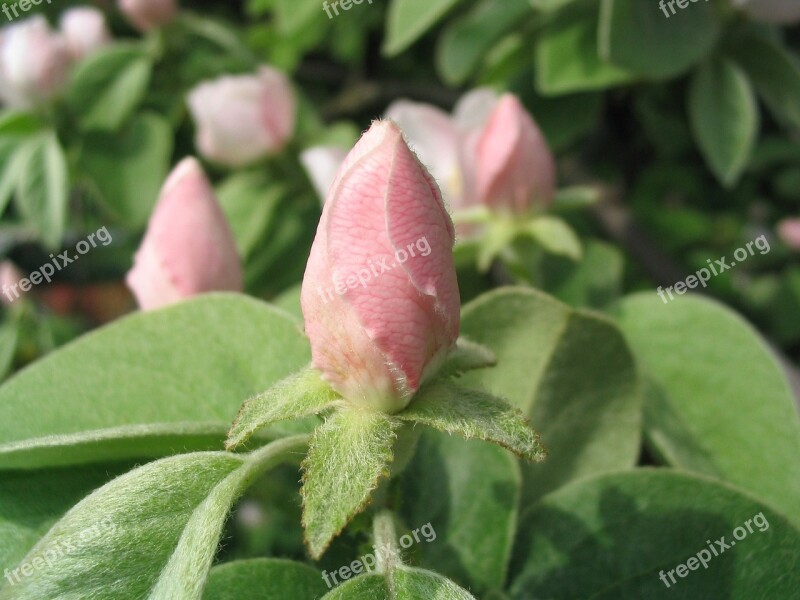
777,218,800,251
300,145,348,203
118,0,178,32
60,8,111,61
385,100,472,212
0,261,24,306
473,94,556,214
0,16,70,109
734,0,800,24
187,67,296,168
300,121,460,413
126,157,243,310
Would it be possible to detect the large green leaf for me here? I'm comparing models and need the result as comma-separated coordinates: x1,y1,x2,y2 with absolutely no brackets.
509,470,800,598
0,438,306,600
536,0,634,95
436,0,531,85
0,463,132,572
203,559,327,600
399,430,520,593
599,0,721,79
458,288,641,504
384,0,464,57
614,293,800,527
67,45,153,131
14,132,69,249
688,58,758,187
0,294,310,469
539,239,623,309
79,112,173,227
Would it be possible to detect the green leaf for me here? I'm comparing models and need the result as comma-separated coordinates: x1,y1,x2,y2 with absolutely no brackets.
400,379,546,462
226,366,340,450
688,58,758,187
539,239,624,309
79,112,173,227
0,111,45,216
458,288,641,503
203,559,327,599
438,337,497,378
436,0,531,85
536,0,634,95
384,0,464,57
275,0,324,34
599,0,721,79
728,32,800,130
509,470,800,598
524,216,582,260
400,430,521,593
614,293,800,527
217,173,286,262
477,220,518,272
0,463,132,572
0,320,18,381
67,45,153,131
302,408,399,558
14,133,68,249
321,568,476,599
0,437,306,600
0,295,310,469
528,92,604,151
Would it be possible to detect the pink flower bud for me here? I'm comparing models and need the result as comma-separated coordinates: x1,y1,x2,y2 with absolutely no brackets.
734,0,800,23
188,67,296,168
473,94,556,214
126,157,243,310
0,16,71,109
300,121,460,413
777,218,800,251
118,0,177,32
59,8,111,61
0,261,24,306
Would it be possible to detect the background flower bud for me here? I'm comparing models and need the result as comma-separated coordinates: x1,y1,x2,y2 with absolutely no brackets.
300,145,348,203
300,121,460,413
188,67,296,168
59,7,111,61
777,218,800,251
118,0,178,32
126,157,243,310
473,94,556,214
733,0,800,24
0,16,70,109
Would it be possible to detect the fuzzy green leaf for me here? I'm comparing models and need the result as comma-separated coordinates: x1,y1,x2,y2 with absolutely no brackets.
321,567,476,599
203,559,328,599
438,338,496,379
524,216,583,260
0,437,306,600
302,409,400,558
227,366,340,450
399,379,546,462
